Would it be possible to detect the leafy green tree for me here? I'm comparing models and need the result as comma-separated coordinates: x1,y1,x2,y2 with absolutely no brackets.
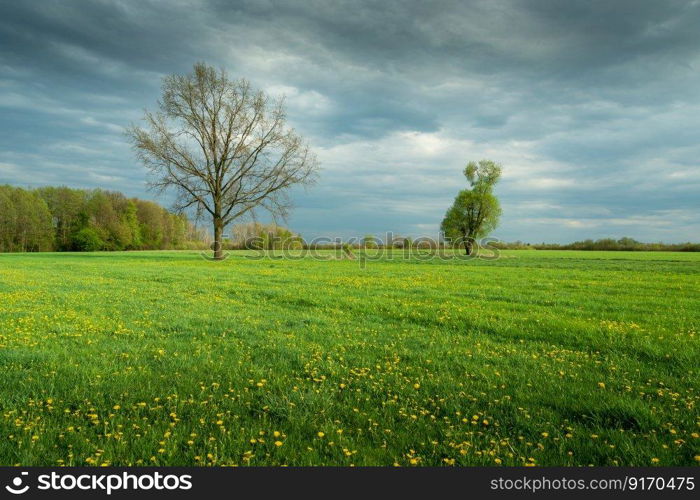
363,234,378,249
441,160,502,255
0,187,16,252
72,227,104,251
134,199,165,249
123,200,142,249
2,187,54,252
35,186,87,250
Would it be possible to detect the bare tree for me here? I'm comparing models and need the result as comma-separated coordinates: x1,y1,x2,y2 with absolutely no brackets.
127,62,319,259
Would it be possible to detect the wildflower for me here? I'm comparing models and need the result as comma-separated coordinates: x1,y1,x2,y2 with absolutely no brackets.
274,441,283,447
317,432,325,438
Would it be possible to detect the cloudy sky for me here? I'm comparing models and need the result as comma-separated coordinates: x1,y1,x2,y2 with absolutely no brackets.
1,0,699,242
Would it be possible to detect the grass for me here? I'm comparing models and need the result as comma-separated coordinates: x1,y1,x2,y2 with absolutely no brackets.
0,249,698,466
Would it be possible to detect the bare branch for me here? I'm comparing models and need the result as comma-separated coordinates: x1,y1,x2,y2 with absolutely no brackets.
126,63,319,259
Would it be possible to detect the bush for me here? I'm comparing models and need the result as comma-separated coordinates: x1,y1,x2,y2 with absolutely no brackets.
72,227,104,251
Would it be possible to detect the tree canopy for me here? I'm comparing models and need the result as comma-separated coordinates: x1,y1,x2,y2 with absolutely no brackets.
0,185,204,252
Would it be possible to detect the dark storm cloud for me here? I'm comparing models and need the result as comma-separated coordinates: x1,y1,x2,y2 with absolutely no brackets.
1,0,699,242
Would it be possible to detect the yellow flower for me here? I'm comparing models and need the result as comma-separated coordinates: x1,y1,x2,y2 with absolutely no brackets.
651,458,659,464
274,441,283,447
413,383,420,389
494,458,502,464
598,382,606,389
317,432,325,438
541,432,549,438
273,431,281,437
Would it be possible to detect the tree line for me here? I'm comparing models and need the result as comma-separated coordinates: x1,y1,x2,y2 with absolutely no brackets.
0,185,206,252
493,237,700,252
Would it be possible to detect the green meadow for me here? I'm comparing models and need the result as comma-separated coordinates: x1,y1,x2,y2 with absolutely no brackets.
0,250,698,466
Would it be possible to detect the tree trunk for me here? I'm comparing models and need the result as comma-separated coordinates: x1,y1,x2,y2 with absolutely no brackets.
213,216,224,260
464,239,473,256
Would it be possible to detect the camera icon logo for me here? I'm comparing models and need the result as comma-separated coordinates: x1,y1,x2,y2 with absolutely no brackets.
5,472,29,495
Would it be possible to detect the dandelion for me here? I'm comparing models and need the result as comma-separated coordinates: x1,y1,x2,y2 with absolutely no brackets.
274,441,283,447
317,432,325,438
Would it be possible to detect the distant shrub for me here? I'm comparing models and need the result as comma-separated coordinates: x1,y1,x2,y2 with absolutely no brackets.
72,227,104,251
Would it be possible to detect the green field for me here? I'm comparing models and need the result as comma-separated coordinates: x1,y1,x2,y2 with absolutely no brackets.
0,250,698,466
